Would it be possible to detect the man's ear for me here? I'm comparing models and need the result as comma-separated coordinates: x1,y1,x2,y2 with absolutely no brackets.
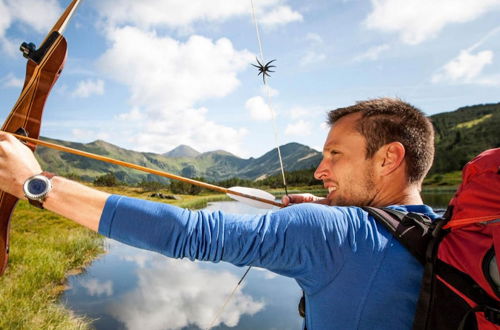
377,142,405,176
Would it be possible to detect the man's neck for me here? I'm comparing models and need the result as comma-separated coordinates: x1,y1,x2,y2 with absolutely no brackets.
373,184,423,207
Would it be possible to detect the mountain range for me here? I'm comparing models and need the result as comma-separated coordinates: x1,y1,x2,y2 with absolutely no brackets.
35,102,500,184
36,138,321,184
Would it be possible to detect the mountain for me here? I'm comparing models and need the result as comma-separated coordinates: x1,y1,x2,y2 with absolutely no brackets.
429,102,500,174
34,102,499,184
163,145,200,158
35,138,322,184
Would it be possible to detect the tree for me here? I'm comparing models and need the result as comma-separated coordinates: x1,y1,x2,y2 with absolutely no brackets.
93,172,120,187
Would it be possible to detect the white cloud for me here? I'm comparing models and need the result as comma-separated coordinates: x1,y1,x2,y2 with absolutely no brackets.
1,73,23,88
0,1,11,39
120,250,153,268
365,0,500,44
432,49,494,84
0,0,62,55
98,27,253,154
116,108,144,121
289,106,309,119
259,5,303,28
96,0,301,30
0,37,19,57
300,50,326,66
353,44,390,62
6,0,61,32
245,96,275,121
71,128,110,141
71,79,105,98
305,33,324,45
125,107,249,156
253,267,278,279
109,258,264,330
261,85,279,97
80,278,113,297
285,120,312,136
300,32,326,66
100,28,252,110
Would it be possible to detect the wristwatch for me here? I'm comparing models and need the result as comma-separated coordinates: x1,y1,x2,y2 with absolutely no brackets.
23,172,55,209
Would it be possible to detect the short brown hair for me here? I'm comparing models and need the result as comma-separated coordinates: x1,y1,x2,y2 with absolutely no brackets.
328,98,434,183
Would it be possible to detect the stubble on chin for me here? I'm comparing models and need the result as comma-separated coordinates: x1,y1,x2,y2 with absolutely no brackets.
329,170,376,207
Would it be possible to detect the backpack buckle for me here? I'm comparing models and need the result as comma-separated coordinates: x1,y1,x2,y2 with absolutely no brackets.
483,305,500,325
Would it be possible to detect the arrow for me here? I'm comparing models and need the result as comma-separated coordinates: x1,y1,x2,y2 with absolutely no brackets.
8,132,284,209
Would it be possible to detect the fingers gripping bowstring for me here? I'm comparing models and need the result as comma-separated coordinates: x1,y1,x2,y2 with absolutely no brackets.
206,1,288,329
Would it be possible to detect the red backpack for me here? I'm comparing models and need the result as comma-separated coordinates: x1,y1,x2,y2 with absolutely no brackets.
365,148,500,329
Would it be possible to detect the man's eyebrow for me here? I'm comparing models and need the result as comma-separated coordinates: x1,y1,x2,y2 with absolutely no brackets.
324,142,340,149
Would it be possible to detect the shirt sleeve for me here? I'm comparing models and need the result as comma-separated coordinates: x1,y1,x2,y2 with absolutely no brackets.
98,194,371,292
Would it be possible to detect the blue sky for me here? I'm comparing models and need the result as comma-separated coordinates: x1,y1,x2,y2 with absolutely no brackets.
1,0,499,158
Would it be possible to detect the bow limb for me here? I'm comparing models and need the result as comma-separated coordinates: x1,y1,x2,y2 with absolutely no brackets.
0,0,82,276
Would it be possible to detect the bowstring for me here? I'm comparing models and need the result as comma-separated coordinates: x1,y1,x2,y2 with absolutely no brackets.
206,1,288,329
250,0,288,195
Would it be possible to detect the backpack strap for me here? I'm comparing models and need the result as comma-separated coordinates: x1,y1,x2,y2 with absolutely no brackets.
365,207,500,329
362,207,434,264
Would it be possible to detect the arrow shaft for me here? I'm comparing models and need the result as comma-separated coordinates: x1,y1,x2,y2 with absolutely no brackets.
9,132,284,208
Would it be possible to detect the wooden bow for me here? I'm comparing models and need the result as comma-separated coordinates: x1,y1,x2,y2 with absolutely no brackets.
0,0,82,276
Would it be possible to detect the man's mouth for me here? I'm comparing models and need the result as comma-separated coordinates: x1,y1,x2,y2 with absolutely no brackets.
327,186,337,194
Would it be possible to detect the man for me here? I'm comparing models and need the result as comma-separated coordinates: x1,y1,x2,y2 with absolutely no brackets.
0,97,438,329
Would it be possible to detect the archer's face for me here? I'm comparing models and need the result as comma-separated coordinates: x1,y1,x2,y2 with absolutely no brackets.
314,113,378,206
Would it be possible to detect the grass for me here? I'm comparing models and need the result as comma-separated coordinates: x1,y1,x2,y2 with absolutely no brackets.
0,201,102,329
454,113,492,129
0,186,230,329
422,171,462,190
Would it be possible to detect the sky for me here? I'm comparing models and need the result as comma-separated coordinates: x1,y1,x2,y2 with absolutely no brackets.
0,0,499,159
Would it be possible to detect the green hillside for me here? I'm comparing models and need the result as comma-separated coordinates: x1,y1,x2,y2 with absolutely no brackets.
429,102,500,174
35,138,321,184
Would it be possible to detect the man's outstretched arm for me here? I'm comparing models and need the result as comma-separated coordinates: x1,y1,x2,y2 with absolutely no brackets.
0,132,109,232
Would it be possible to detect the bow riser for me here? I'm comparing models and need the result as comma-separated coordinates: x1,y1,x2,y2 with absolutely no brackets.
3,36,67,141
0,35,67,276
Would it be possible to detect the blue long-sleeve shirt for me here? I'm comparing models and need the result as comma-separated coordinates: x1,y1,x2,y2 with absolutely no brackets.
98,195,438,329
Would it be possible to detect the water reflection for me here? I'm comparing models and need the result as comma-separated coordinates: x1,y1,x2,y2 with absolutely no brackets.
61,202,302,330
62,194,453,329
422,191,455,210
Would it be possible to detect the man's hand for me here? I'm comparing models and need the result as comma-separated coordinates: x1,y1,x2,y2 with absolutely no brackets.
0,131,109,232
0,132,42,199
281,193,329,206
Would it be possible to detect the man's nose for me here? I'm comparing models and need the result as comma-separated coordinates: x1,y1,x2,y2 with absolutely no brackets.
314,159,328,180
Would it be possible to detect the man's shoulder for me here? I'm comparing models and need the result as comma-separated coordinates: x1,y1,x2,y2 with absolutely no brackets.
285,202,364,217
385,204,439,220
280,203,371,232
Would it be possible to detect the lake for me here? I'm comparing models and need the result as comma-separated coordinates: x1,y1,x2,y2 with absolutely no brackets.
60,192,454,330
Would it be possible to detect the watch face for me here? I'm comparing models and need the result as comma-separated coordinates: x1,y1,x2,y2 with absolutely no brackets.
27,178,48,195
